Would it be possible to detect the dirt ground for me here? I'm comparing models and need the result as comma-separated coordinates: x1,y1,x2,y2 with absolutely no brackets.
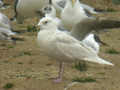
0,0,120,90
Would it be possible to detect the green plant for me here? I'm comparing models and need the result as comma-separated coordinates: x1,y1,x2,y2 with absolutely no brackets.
74,62,87,72
112,0,120,5
7,45,14,49
17,62,23,64
18,51,32,56
13,51,32,57
27,25,38,32
3,83,14,89
106,8,117,12
72,77,96,83
106,48,120,54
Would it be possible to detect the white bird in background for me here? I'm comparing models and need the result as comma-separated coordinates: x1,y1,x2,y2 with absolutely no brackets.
0,0,4,8
38,4,66,31
13,0,100,24
41,5,57,18
0,12,11,29
37,17,115,82
0,27,16,42
14,0,51,24
79,2,98,14
52,0,100,16
52,0,66,14
0,12,23,43
82,33,108,53
61,0,88,30
82,34,100,53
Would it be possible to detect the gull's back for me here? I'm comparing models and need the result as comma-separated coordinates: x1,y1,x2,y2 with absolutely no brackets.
0,13,11,29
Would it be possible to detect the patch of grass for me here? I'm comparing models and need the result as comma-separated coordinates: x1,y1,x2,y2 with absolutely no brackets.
17,62,23,64
112,0,120,5
72,77,96,83
16,74,28,78
74,62,87,72
7,45,14,49
19,51,32,56
106,48,120,54
106,8,117,12
22,51,32,56
0,43,6,46
3,83,14,89
3,60,9,63
27,25,38,32
16,74,34,79
97,72,105,75
13,51,32,57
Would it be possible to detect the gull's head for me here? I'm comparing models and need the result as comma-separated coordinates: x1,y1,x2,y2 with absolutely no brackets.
41,5,56,17
37,17,58,30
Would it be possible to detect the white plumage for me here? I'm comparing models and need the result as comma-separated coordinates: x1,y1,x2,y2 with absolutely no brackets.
0,27,16,41
37,17,113,65
0,12,16,41
39,5,64,30
82,33,100,54
0,12,11,29
15,0,49,23
52,0,99,17
37,17,113,82
61,0,88,30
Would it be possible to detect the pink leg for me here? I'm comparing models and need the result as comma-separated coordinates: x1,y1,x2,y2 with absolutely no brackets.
54,62,64,83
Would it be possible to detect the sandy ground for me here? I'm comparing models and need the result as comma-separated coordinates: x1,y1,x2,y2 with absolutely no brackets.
0,0,120,90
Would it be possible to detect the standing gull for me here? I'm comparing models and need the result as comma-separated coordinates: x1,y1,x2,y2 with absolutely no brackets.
61,0,88,30
52,0,101,15
37,17,115,82
14,0,51,24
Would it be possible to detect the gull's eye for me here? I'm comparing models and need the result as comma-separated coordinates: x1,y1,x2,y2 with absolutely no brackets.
44,21,48,24
44,7,48,11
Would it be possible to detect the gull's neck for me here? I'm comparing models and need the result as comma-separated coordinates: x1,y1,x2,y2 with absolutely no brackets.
74,0,86,14
45,11,56,18
65,0,73,9
42,24,58,31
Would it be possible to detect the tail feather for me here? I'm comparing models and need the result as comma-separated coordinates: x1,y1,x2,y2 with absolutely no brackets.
84,57,114,66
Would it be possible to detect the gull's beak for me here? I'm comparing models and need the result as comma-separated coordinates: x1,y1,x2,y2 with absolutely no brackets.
72,0,76,7
37,21,40,26
94,34,109,46
100,40,109,46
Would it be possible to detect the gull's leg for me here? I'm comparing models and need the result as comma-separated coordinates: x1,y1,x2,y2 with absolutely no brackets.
54,62,64,83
